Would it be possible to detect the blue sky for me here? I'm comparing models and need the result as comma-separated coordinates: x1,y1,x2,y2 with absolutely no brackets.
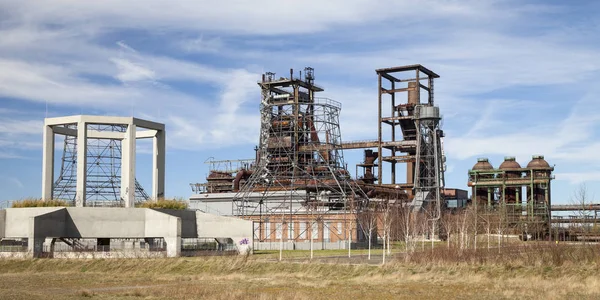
1,0,599,206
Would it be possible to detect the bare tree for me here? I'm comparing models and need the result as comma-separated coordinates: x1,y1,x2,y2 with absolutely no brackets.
378,200,395,264
357,203,378,260
571,183,594,242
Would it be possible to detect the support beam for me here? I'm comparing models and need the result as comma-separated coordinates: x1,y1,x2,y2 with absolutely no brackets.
121,124,136,207
75,122,87,207
87,130,125,140
133,118,165,131
52,127,125,140
52,126,77,137
152,130,166,199
136,130,158,139
42,125,55,200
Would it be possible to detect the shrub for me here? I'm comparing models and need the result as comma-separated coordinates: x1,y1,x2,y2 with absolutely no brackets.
11,198,70,208
137,199,188,210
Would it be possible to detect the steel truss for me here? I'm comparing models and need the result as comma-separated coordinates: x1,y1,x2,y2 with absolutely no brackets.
53,124,149,206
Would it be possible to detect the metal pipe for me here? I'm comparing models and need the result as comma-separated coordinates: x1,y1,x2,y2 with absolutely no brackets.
233,169,253,192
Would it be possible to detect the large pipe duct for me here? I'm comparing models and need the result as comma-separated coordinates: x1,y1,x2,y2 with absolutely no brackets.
233,169,253,192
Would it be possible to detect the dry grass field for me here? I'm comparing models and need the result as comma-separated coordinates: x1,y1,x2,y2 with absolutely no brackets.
0,244,599,300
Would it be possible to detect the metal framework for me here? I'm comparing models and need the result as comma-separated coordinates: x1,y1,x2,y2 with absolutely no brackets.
231,68,369,243
374,65,445,214
468,156,554,238
53,124,150,206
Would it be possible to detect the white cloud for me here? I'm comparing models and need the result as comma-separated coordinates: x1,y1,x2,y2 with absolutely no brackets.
556,172,600,185
0,1,515,35
0,0,598,180
111,58,156,83
179,36,223,53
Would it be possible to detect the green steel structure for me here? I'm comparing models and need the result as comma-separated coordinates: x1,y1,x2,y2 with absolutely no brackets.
468,156,554,239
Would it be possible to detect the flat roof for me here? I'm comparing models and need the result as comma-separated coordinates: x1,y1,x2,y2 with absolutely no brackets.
376,64,440,79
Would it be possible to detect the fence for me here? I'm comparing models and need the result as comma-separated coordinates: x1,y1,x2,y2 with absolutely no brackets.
180,238,238,256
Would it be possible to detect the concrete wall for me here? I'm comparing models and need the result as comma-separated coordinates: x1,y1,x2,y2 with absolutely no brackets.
66,208,146,238
30,209,69,255
153,209,197,238
4,208,64,238
188,201,232,216
53,250,167,259
145,209,181,257
0,210,5,239
1,207,254,257
196,211,253,254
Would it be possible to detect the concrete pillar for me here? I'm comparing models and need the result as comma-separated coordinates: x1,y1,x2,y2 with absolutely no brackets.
164,236,181,257
152,130,166,200
28,238,45,258
75,122,87,207
42,124,55,200
121,124,136,207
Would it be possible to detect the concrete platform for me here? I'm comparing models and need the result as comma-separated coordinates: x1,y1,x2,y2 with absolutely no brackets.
0,208,253,258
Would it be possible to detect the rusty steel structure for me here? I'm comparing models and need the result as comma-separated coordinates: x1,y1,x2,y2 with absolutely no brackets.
468,155,554,238
189,65,452,246
229,67,369,244
344,65,445,214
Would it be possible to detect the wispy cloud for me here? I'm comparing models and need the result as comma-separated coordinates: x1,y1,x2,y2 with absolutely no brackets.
1,0,600,200
178,35,223,53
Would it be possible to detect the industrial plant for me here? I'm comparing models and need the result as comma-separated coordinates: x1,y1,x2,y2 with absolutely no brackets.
1,63,599,259
189,65,466,250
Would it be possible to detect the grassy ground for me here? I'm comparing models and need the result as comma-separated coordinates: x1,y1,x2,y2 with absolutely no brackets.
1,245,599,299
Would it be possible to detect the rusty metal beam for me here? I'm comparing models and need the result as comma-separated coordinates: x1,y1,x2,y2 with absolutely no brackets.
551,204,600,211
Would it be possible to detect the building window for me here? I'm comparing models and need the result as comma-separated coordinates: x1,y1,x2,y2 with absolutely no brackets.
337,222,343,235
311,222,318,240
324,221,331,242
299,222,306,239
254,222,260,240
265,222,271,240
288,222,294,240
276,223,282,240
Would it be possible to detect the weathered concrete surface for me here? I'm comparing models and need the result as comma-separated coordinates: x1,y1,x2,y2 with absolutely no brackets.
153,209,197,238
196,211,254,254
0,207,254,257
0,209,5,239
53,251,167,259
29,209,68,255
0,252,29,259
145,209,181,257
4,208,64,238
66,208,146,238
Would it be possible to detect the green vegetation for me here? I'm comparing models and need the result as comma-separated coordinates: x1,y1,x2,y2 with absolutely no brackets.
137,199,188,210
11,199,69,208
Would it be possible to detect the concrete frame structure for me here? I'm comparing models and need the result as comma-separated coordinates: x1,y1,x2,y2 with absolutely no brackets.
0,207,253,258
42,115,166,207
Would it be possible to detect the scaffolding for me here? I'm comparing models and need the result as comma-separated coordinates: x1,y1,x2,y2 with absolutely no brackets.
231,67,369,245
53,124,150,206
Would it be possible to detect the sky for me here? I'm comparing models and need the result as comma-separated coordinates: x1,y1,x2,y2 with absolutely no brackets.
1,0,599,206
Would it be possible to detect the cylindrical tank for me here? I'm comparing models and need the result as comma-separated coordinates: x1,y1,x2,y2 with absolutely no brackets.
525,155,551,237
499,156,521,204
408,81,419,105
526,155,551,206
471,158,494,206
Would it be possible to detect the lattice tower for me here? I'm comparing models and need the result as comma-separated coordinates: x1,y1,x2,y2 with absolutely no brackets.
53,124,150,206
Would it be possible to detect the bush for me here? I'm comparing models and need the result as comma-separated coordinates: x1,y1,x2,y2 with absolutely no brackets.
11,199,70,208
137,199,188,210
